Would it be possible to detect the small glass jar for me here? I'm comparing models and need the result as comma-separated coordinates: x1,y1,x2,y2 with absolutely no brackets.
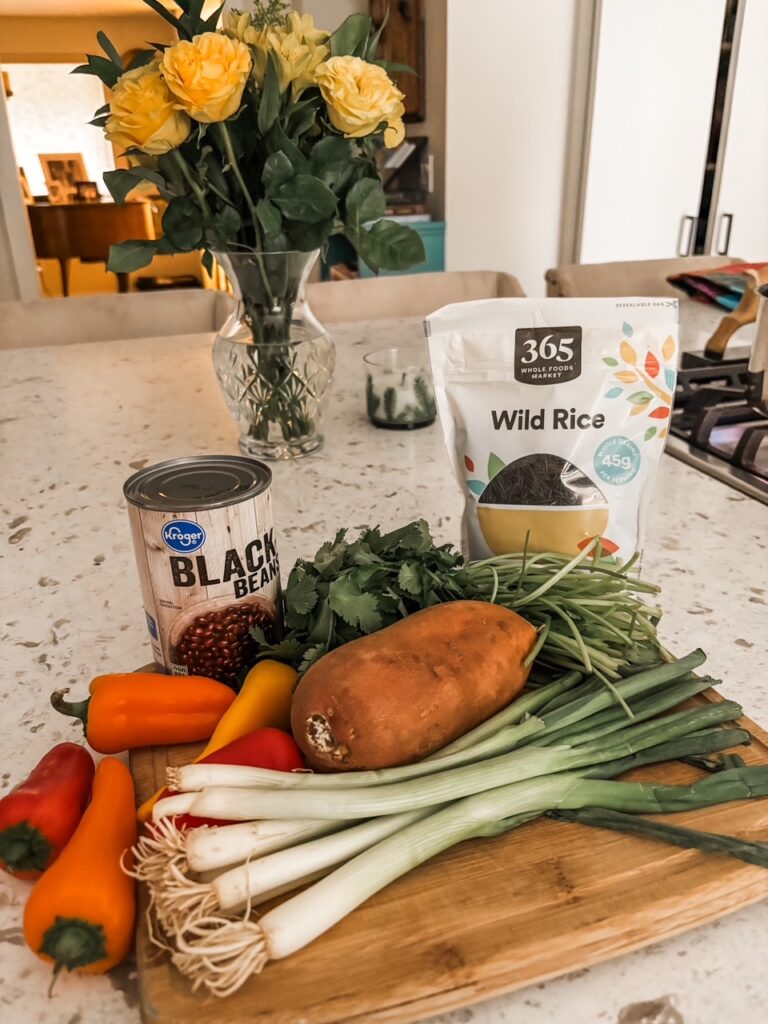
363,347,437,430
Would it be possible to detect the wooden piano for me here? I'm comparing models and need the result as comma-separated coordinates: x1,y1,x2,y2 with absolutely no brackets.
27,199,155,295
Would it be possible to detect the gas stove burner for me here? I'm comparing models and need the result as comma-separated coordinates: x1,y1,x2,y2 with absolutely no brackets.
666,348,768,504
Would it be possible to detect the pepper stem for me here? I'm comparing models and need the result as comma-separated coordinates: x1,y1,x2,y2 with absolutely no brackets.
50,689,90,734
0,821,53,874
40,916,107,990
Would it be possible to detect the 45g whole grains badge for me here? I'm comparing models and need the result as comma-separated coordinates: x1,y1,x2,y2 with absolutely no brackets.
426,298,678,559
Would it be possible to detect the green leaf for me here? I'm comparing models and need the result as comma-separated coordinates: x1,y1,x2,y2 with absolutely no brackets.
286,571,319,616
267,123,309,174
644,427,657,441
258,52,282,136
273,175,337,223
286,97,319,140
107,239,157,273
488,452,505,480
330,13,373,57
97,31,123,70
256,197,282,236
103,167,165,205
263,151,295,194
309,136,354,184
182,0,205,36
204,3,226,31
299,641,329,673
211,204,241,238
628,390,653,405
288,219,333,251
374,59,415,75
127,48,157,70
72,54,121,89
313,541,348,579
602,357,619,367
258,635,304,664
345,177,386,234
366,8,389,60
141,0,188,38
354,220,426,273
328,575,383,633
398,562,422,597
162,197,204,250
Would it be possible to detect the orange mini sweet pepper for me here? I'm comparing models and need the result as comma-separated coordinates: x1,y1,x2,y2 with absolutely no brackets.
50,672,236,754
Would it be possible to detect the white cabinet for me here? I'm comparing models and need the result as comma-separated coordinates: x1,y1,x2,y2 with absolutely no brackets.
711,0,768,261
580,0,726,263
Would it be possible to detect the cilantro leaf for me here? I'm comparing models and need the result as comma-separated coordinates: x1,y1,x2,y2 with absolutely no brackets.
285,572,319,617
299,641,330,673
328,575,383,633
260,636,305,663
398,562,422,596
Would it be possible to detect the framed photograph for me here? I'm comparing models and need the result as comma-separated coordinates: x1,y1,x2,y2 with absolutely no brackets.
39,153,88,202
74,180,100,202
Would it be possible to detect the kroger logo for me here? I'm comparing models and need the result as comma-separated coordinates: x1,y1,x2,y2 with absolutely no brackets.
161,520,206,554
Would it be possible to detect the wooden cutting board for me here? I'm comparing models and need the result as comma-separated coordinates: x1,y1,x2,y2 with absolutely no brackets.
130,694,768,1024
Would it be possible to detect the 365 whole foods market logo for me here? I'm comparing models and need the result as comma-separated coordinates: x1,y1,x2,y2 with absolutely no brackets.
514,326,582,384
161,520,206,553
603,323,676,441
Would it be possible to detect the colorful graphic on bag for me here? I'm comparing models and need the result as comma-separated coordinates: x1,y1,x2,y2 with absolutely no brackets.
426,298,679,560
602,324,676,441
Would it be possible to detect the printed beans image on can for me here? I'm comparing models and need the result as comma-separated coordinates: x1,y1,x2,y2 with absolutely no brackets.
124,455,282,687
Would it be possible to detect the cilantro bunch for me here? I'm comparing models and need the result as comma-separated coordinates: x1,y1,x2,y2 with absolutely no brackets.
252,519,664,677
252,520,464,672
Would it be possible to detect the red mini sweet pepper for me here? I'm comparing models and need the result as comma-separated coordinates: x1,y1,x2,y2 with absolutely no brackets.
169,728,305,830
0,743,95,879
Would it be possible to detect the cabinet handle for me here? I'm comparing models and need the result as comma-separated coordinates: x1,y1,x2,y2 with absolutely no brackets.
717,212,734,256
677,215,695,257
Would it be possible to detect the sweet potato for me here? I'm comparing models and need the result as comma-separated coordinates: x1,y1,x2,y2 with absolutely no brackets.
290,600,537,771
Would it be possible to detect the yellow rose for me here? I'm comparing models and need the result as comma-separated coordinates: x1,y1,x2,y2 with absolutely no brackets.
161,32,251,123
105,61,190,155
316,56,405,147
226,11,329,98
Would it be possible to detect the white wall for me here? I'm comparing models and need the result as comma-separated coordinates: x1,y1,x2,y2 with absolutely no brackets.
444,0,577,296
6,63,115,196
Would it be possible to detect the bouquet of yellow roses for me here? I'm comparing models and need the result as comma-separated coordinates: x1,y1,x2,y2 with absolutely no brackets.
78,1,425,458
78,0,424,276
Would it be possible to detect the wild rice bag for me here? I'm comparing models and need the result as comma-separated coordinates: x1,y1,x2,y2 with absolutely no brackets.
425,298,678,559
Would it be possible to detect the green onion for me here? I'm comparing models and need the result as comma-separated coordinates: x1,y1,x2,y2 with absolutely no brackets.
184,702,743,821
168,765,768,996
549,806,768,868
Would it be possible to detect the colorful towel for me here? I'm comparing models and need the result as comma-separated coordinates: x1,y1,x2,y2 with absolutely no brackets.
667,262,768,310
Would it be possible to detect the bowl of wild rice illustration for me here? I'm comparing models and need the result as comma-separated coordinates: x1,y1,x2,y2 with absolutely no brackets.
474,453,610,555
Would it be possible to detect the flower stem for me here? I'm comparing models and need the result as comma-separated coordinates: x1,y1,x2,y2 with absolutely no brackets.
216,123,277,310
172,150,226,249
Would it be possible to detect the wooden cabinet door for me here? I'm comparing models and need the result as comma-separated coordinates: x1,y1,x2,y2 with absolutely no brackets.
370,0,425,120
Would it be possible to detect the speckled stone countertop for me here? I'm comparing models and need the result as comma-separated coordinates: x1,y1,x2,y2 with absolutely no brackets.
1,307,767,1024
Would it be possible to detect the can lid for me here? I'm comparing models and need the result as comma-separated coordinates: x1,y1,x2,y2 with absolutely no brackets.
124,455,272,511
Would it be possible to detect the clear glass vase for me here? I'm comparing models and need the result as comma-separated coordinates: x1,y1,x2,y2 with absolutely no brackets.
212,250,335,460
